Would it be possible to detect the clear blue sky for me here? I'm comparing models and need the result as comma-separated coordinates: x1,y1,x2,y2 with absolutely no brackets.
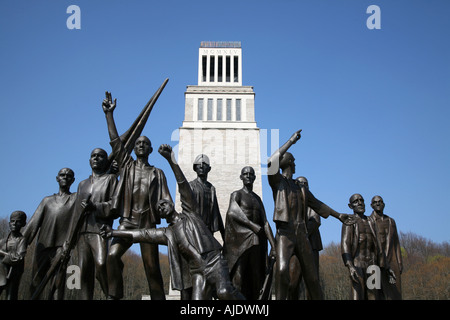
1,1,449,256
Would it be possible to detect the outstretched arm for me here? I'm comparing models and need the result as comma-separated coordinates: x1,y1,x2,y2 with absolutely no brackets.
100,224,168,245
305,188,356,225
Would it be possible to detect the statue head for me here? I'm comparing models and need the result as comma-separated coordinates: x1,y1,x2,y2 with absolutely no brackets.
348,193,365,215
56,167,75,189
156,199,176,221
295,176,309,189
9,210,27,232
279,152,296,174
371,195,385,213
134,136,153,158
240,166,256,186
193,154,211,179
90,148,109,173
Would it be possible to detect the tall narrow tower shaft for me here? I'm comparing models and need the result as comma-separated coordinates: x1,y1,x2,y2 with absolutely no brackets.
175,41,262,241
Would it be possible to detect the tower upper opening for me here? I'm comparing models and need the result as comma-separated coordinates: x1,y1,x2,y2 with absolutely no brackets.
198,41,242,86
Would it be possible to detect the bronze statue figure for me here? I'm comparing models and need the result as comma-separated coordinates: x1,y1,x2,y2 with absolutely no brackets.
102,91,172,300
23,168,77,300
288,176,324,300
189,154,225,241
341,193,379,300
75,148,118,299
369,195,402,299
267,130,355,300
223,166,275,300
179,154,225,299
0,211,27,300
101,144,245,300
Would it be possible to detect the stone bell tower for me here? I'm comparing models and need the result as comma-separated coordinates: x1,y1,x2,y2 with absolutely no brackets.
175,41,262,240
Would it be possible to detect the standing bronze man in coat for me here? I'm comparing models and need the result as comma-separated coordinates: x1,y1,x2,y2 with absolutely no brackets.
75,148,118,299
102,92,172,300
267,130,355,300
24,168,77,299
369,195,402,299
189,154,225,241
288,176,324,299
179,154,225,299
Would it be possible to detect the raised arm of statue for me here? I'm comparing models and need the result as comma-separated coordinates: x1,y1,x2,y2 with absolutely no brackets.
102,91,120,142
158,144,184,183
103,79,169,165
158,144,197,213
267,129,301,174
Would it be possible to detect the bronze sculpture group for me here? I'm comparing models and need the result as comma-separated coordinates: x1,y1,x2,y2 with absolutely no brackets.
0,79,402,300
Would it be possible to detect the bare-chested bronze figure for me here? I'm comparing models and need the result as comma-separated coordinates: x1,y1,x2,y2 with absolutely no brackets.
223,166,275,299
341,193,378,300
